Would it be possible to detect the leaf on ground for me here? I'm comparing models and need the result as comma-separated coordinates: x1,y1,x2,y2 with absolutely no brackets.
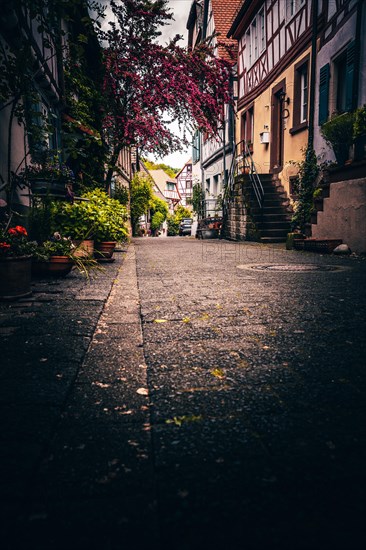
198,313,210,321
154,319,168,323
215,303,223,310
166,415,203,426
93,381,110,388
182,317,191,323
229,351,240,358
211,368,225,379
136,387,149,396
238,359,249,368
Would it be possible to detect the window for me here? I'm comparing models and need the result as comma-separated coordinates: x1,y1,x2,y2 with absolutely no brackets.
259,9,265,53
286,0,305,20
166,182,175,191
291,56,309,133
186,178,192,190
245,9,266,68
318,41,356,125
241,106,254,151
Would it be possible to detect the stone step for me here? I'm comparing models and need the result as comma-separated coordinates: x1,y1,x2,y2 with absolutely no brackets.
258,221,291,230
259,228,290,237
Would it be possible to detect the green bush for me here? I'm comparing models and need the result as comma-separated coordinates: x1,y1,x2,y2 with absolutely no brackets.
53,189,128,243
151,211,165,231
321,112,355,165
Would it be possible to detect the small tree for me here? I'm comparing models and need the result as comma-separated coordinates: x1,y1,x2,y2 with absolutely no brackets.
130,173,154,235
99,0,234,190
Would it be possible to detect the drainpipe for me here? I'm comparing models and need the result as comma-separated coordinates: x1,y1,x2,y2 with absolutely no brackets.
308,0,318,152
353,0,363,110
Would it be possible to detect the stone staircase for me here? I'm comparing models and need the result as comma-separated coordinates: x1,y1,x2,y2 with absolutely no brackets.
247,174,292,243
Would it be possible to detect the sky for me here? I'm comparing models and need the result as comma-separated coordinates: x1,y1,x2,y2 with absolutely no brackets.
148,0,193,170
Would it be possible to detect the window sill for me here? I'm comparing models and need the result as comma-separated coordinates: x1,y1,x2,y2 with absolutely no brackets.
289,122,308,135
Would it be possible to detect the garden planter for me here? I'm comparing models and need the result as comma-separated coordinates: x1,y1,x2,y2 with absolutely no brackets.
32,256,74,277
72,239,94,258
199,229,219,239
94,241,117,261
0,256,32,300
29,178,70,197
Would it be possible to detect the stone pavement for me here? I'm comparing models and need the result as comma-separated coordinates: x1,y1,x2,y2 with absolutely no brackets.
0,238,365,549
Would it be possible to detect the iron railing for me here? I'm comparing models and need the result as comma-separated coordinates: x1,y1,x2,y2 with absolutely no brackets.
224,140,264,210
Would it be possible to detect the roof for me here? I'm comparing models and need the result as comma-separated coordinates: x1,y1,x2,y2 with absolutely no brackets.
211,0,242,61
175,159,192,179
227,0,256,39
147,169,177,196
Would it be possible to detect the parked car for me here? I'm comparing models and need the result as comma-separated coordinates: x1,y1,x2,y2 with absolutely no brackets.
179,218,193,236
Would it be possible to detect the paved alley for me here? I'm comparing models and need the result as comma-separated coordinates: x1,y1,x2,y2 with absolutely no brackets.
1,238,365,549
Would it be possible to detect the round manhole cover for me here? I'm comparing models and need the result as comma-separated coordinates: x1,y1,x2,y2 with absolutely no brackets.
237,264,349,272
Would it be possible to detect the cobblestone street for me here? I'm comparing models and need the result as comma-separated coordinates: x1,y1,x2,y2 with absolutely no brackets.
1,238,365,549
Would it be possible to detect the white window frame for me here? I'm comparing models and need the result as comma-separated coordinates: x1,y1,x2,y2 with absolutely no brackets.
245,9,266,68
300,65,308,123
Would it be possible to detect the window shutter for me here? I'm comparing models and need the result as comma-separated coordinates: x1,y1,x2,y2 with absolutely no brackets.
192,131,200,163
345,40,356,112
318,63,330,125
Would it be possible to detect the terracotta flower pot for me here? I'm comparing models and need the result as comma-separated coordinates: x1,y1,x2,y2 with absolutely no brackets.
94,241,117,260
0,255,32,300
32,256,74,277
72,239,94,258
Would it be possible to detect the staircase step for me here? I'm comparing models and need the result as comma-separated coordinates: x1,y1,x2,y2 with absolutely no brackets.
260,228,290,237
259,222,291,230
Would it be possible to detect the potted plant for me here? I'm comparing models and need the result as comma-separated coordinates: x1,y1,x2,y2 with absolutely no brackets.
320,112,355,166
51,199,96,257
0,224,37,299
81,190,129,260
32,232,98,277
20,156,75,197
353,105,366,161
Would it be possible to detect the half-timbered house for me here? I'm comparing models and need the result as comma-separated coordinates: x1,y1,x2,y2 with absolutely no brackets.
227,0,317,241
187,0,240,218
176,159,193,208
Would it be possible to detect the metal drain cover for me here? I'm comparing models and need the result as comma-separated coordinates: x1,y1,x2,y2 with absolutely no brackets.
237,264,349,272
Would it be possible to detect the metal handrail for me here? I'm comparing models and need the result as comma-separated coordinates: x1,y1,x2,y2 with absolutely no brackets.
223,140,264,210
235,140,264,209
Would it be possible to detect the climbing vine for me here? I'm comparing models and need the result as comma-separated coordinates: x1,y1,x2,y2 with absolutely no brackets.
291,148,320,233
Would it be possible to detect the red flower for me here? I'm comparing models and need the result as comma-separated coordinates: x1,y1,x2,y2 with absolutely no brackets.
7,226,28,237
14,225,28,236
0,242,11,250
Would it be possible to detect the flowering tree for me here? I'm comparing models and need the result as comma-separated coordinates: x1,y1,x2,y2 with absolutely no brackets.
100,0,234,189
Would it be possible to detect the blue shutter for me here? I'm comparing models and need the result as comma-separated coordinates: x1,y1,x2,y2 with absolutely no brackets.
345,40,356,112
318,63,330,125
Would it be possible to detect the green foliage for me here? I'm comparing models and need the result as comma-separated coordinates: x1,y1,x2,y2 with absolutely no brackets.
166,205,192,236
166,215,179,236
142,160,179,178
113,186,129,206
150,196,168,219
353,105,366,140
321,112,355,165
130,173,154,235
174,205,192,222
192,183,205,217
291,148,320,233
151,211,165,231
52,189,128,243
